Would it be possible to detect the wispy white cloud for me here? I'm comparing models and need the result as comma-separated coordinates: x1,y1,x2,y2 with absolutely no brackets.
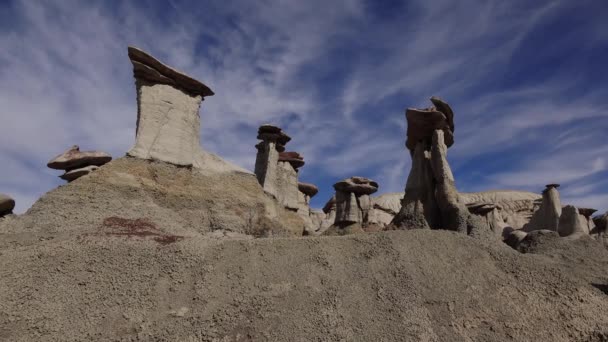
0,0,606,214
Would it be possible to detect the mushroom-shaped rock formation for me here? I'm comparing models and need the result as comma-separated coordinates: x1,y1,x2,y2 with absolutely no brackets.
298,182,319,198
47,145,111,182
254,125,302,211
127,46,212,167
279,151,305,169
593,212,607,233
392,97,489,237
0,193,15,217
523,184,562,232
334,176,379,196
255,125,293,199
332,177,379,227
47,145,111,170
405,98,455,152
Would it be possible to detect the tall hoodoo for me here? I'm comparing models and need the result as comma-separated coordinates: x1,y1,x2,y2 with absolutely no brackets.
127,46,214,167
254,125,304,211
524,184,562,232
392,97,485,235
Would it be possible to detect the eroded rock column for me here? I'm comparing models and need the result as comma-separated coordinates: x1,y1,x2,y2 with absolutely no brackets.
524,184,562,232
255,125,290,198
126,46,214,167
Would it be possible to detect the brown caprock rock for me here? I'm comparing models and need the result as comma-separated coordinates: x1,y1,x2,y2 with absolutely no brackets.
279,151,305,169
405,97,454,152
47,145,111,171
298,182,319,198
0,193,15,216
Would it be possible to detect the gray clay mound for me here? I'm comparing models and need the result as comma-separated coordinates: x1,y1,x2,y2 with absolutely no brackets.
1,228,608,341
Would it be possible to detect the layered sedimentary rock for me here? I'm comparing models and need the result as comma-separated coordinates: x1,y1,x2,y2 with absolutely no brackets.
524,184,562,232
127,47,215,167
459,191,541,230
0,193,15,217
47,145,111,182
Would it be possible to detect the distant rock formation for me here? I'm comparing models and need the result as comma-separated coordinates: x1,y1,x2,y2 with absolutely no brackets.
47,145,111,182
254,124,304,211
296,182,319,235
392,97,486,236
524,184,562,232
592,211,608,246
0,193,15,217
558,205,588,237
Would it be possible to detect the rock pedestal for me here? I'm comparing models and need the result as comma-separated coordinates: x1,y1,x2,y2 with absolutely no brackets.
0,193,15,217
392,97,483,235
126,46,214,167
47,145,111,182
333,177,378,226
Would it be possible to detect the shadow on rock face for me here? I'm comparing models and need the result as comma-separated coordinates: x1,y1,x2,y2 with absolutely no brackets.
591,283,608,296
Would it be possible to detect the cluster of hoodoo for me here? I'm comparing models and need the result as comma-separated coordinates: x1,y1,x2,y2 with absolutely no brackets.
47,145,112,182
254,124,320,232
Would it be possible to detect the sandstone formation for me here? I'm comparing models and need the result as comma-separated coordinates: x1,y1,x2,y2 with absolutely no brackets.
0,193,15,217
332,177,378,227
47,145,111,182
558,205,588,237
592,211,608,246
524,184,562,232
459,191,541,230
127,47,212,167
392,97,485,236
296,182,319,235
578,207,597,235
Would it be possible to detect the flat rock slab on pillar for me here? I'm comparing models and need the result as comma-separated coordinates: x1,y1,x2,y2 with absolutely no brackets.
126,46,214,167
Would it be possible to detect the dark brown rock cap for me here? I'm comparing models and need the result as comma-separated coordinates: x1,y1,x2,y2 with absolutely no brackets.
405,102,454,151
257,124,292,147
128,46,214,97
47,145,112,171
578,207,597,218
592,212,607,231
279,151,304,169
333,176,378,195
0,193,15,216
298,182,319,197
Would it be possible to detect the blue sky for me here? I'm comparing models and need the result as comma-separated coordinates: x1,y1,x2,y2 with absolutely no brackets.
1,0,607,214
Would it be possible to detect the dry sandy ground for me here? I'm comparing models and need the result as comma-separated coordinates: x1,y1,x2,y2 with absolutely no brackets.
1,158,608,341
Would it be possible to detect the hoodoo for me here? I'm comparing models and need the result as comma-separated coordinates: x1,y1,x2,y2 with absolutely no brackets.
127,47,213,166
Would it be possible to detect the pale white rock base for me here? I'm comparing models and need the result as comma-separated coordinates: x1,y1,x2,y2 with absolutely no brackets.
128,82,202,167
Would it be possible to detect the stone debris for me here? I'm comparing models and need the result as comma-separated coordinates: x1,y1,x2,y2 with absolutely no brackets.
59,165,99,182
47,145,111,182
0,193,15,217
127,46,215,167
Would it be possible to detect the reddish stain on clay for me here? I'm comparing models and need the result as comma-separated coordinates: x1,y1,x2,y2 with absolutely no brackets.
102,217,183,245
